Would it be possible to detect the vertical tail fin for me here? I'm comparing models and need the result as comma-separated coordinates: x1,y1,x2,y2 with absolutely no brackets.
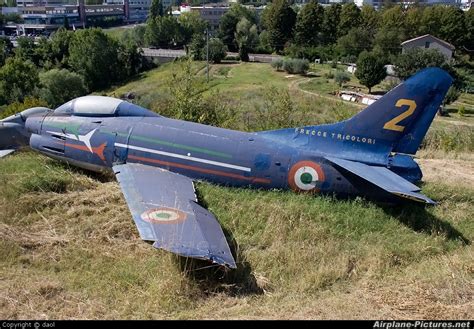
343,67,452,154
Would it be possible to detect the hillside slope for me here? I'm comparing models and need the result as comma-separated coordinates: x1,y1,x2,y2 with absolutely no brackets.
0,151,472,319
1,62,473,319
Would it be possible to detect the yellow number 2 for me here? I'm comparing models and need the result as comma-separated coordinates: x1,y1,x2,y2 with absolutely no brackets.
383,99,417,132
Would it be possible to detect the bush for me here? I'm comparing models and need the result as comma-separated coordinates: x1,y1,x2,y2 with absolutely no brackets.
164,59,236,127
341,55,357,64
324,71,334,79
282,58,309,75
0,97,48,119
284,45,334,62
271,59,284,71
208,38,227,64
39,69,87,108
225,54,240,61
253,86,296,130
458,105,466,117
443,86,460,106
334,71,351,87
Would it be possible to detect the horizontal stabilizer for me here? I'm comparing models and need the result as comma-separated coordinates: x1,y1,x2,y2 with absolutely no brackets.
325,156,435,205
113,163,236,268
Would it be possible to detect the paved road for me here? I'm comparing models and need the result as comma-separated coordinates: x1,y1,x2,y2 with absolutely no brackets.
141,48,186,58
141,48,281,63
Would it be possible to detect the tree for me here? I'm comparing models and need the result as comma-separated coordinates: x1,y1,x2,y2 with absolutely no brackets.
321,3,341,45
14,37,40,64
68,28,121,90
337,3,361,38
49,27,73,68
39,69,87,108
178,11,207,46
121,25,146,47
466,8,474,55
380,5,405,31
218,4,256,52
189,33,206,60
145,16,182,48
0,37,13,67
159,16,183,47
393,48,446,80
257,30,272,54
404,6,423,39
0,57,39,104
360,5,379,36
263,0,296,52
294,0,325,47
373,26,404,56
144,17,160,47
336,27,372,58
355,51,387,93
439,6,466,48
419,5,443,37
149,0,163,19
208,38,227,64
235,17,258,62
118,43,144,79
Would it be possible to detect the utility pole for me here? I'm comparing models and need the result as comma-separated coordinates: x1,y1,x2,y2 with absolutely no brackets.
206,28,209,83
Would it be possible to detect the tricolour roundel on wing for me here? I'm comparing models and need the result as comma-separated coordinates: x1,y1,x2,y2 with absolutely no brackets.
288,161,325,192
141,207,187,224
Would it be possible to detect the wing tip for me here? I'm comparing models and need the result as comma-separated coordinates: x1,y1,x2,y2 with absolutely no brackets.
0,149,16,158
392,191,437,205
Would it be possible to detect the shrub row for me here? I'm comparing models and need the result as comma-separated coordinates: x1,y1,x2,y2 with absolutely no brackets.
271,58,309,75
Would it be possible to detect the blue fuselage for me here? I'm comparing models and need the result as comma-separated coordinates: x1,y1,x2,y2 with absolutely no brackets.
27,113,422,201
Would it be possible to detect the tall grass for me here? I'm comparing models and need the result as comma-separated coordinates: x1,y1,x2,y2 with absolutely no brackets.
422,125,474,153
1,61,473,319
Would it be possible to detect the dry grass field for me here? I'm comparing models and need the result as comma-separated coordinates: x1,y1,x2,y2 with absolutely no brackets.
1,62,473,319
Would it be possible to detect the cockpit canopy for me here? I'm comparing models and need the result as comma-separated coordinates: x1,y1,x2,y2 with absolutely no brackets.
54,96,160,117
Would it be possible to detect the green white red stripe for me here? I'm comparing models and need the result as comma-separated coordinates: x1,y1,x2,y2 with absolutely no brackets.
115,143,251,172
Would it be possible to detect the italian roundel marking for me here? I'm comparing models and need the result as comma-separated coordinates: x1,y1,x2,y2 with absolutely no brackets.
288,161,325,192
141,207,187,224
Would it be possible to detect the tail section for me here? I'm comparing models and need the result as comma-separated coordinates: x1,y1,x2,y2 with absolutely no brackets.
259,68,453,156
341,67,452,154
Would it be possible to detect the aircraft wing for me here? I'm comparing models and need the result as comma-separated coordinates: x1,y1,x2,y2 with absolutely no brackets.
325,156,435,205
113,163,236,268
0,149,16,158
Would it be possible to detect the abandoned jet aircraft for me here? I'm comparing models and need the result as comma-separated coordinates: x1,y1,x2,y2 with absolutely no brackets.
0,67,453,268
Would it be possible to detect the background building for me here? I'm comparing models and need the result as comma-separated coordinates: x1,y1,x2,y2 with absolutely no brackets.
401,34,455,59
10,0,150,33
127,0,151,22
190,4,229,32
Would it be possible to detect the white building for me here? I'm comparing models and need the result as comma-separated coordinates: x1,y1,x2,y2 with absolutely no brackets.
401,34,455,60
